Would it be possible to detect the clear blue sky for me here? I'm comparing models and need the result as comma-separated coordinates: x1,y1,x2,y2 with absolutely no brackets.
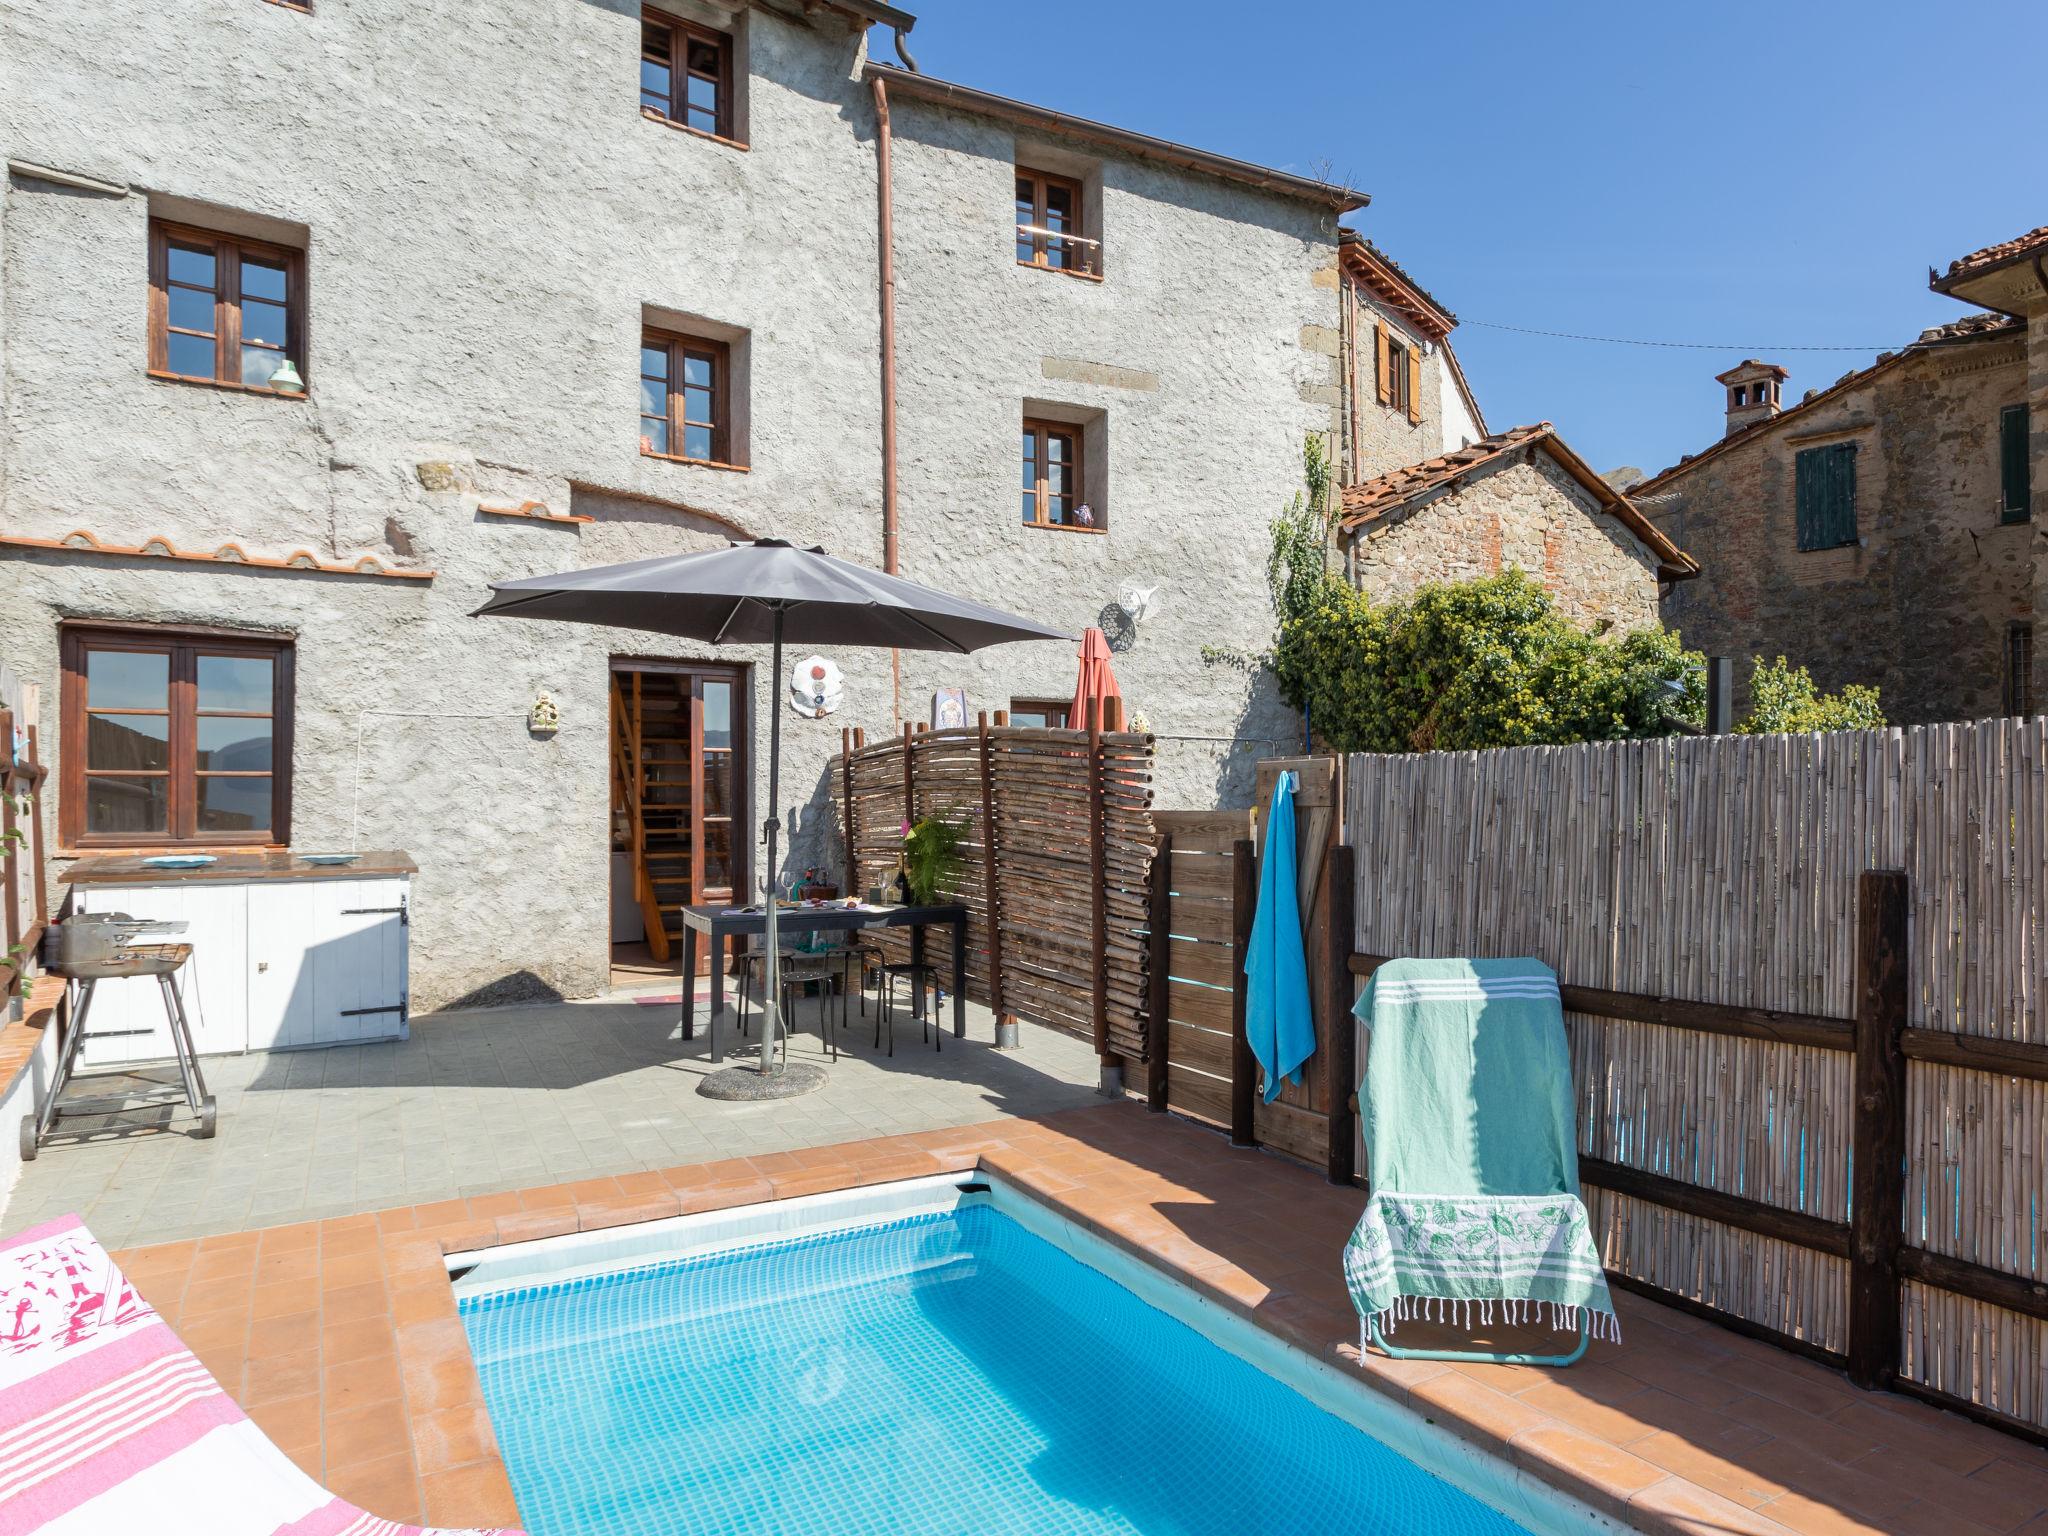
872,1,2044,477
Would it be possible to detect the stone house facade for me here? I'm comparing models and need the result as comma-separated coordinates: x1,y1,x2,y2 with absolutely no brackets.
1638,243,2039,726
0,1,1479,1009
1336,232,1487,483
1338,425,1698,629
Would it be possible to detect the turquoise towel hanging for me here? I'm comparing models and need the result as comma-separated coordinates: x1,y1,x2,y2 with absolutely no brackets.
1244,770,1315,1102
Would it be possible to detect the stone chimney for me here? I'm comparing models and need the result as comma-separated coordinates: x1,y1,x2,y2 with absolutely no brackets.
1714,359,1789,437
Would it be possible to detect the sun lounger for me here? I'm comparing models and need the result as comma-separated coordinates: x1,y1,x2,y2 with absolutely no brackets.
1343,958,1618,1366
0,1214,523,1536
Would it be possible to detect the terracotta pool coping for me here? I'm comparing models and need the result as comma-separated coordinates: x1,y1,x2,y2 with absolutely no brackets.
108,1102,2048,1536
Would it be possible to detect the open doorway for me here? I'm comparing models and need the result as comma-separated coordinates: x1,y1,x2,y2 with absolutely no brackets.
609,659,749,984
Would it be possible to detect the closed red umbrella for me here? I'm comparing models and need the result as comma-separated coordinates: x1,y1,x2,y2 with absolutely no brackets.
1069,626,1123,731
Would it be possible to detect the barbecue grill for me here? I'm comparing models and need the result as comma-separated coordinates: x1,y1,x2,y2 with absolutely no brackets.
19,912,217,1161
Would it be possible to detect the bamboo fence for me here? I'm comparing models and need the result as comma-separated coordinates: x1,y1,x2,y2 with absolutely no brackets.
1344,719,2048,1440
833,718,1155,1062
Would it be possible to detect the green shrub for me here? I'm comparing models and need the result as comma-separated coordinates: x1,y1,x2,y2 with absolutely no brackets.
1737,656,1886,734
1272,567,1705,753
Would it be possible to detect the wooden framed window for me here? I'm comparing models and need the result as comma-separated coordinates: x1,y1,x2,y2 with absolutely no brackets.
1015,168,1097,277
2006,624,2034,718
641,9,733,140
1007,698,1070,729
640,330,731,465
60,625,294,848
2002,403,2032,524
148,220,306,393
1795,443,1859,551
1021,418,1092,530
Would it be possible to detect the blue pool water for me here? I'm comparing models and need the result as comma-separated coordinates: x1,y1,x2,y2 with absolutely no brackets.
459,1204,1534,1536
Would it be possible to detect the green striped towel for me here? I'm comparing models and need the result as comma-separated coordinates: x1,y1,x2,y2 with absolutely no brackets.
1344,958,1618,1343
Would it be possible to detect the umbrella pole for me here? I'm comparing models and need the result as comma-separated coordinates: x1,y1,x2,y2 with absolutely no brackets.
758,605,787,1075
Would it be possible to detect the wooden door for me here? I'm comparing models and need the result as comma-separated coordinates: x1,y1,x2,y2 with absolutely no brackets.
612,662,748,968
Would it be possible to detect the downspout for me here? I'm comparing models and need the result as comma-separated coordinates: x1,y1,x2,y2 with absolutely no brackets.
872,72,901,725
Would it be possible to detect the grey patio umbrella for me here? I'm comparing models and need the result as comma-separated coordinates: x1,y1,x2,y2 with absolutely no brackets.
474,539,1070,1076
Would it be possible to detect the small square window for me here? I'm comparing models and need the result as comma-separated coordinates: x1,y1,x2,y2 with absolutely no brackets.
1015,167,1096,278
641,9,733,140
149,220,306,393
641,329,732,465
1021,417,1093,529
1007,698,1071,729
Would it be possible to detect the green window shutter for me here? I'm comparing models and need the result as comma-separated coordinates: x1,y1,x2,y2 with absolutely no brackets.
2002,404,2032,523
1795,443,1858,551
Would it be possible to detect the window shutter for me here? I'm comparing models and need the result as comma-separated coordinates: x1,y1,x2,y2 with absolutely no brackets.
1375,322,1390,406
1795,443,1858,551
2002,404,2032,522
1406,347,1423,426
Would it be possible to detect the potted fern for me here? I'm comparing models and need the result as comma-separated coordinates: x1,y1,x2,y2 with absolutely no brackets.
901,815,965,904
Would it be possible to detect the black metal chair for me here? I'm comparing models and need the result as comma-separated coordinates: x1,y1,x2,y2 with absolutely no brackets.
876,960,942,1056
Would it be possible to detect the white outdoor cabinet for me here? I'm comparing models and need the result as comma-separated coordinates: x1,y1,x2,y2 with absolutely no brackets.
60,851,415,1064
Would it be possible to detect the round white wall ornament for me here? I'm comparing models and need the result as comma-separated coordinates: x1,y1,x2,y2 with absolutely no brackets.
789,655,844,718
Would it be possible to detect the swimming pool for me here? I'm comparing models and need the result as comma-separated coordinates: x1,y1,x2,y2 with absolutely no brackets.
454,1174,1618,1536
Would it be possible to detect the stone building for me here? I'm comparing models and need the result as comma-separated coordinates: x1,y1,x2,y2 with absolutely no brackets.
0,1,1480,1007
1637,230,2039,725
1336,232,1487,481
1338,425,1698,629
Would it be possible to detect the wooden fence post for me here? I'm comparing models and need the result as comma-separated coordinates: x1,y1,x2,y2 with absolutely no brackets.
1087,700,1115,1093
1848,868,1909,1392
1229,836,1257,1147
1146,832,1173,1111
1325,842,1357,1185
978,712,1016,1048
900,722,915,829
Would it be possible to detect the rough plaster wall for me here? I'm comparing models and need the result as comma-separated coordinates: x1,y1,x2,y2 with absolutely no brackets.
0,0,1342,1007
1438,345,1483,451
1351,454,1662,631
1649,340,2033,725
883,98,1341,811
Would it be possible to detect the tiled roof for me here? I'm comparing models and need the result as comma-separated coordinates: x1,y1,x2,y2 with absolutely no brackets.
1631,312,2023,497
0,528,434,579
1937,225,2048,284
1338,423,1699,580
1340,425,1551,524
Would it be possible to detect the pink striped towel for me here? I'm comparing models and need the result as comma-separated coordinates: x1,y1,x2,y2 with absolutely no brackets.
0,1215,522,1536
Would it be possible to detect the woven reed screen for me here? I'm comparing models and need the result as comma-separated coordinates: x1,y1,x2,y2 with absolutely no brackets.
1345,719,2048,1433
834,723,1155,1060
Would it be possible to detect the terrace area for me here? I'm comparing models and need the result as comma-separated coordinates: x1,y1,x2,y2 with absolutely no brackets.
45,1093,2048,1536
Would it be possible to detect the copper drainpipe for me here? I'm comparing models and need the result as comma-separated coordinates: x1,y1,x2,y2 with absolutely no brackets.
871,73,902,725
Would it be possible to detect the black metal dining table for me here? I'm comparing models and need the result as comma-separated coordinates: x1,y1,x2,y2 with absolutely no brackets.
678,901,969,1063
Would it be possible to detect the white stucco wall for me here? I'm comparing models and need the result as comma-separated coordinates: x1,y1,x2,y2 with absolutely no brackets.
0,0,1343,1008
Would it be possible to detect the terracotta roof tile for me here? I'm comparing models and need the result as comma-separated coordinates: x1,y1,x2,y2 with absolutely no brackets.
1,528,434,580
1338,424,1698,581
1938,225,2048,283
1339,424,1551,525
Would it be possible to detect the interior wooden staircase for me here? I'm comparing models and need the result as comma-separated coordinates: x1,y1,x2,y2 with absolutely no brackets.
610,673,696,962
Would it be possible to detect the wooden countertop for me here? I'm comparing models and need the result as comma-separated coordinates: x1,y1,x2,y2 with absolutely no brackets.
60,850,417,885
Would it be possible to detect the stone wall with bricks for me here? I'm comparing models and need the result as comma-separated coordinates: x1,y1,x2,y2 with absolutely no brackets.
1348,452,1665,631
1646,332,2034,725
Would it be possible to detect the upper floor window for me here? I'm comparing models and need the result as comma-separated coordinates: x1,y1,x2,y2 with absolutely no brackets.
149,220,305,393
60,625,293,848
641,329,732,465
1021,417,1093,530
641,9,733,140
1383,334,1412,419
2002,403,2032,524
1795,442,1858,551
1015,168,1097,278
